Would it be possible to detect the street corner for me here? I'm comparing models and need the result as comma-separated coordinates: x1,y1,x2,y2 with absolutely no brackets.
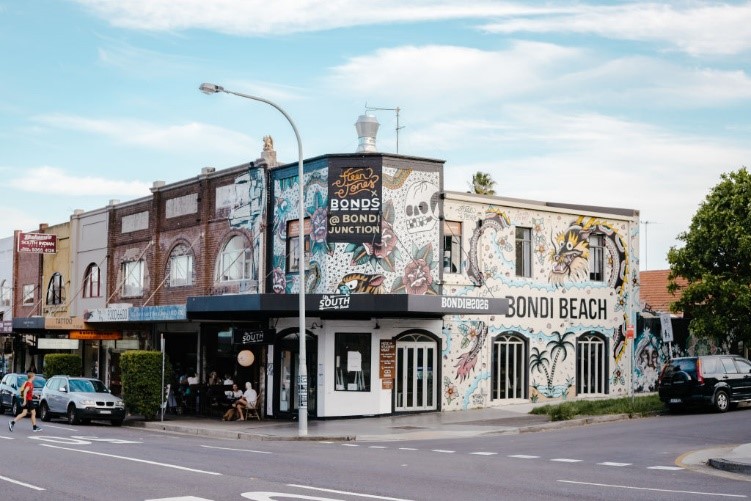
677,445,751,482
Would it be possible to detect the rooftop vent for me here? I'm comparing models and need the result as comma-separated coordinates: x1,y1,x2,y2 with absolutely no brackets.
355,114,379,153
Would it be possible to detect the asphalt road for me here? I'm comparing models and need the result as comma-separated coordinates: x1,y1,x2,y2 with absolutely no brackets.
1,407,749,500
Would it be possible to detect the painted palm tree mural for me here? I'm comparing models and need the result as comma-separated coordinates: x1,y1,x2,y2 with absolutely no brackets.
531,331,576,398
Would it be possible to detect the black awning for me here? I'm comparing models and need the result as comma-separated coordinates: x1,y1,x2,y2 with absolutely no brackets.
12,317,45,331
186,293,508,320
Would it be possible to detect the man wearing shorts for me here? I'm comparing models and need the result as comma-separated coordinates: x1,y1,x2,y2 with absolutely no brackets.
8,371,42,432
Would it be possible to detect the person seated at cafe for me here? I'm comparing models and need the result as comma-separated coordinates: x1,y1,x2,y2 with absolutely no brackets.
225,383,243,402
223,373,234,385
235,382,258,413
207,371,221,386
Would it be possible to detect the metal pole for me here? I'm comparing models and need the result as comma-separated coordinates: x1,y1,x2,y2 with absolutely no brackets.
199,84,307,436
161,334,165,422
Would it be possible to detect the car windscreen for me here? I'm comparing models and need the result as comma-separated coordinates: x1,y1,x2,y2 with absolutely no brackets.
69,379,96,392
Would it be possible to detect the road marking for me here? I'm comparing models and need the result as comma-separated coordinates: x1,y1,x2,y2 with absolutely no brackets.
0,436,12,440
288,483,414,500
558,480,747,498
597,461,631,467
369,446,387,449
470,452,497,456
39,444,222,475
431,449,455,453
146,497,212,501
0,475,45,491
201,445,271,454
342,443,359,447
647,465,684,471
508,455,539,459
551,458,583,463
398,447,418,451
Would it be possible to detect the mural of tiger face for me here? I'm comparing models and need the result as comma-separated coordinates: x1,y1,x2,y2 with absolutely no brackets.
336,273,385,295
549,222,591,287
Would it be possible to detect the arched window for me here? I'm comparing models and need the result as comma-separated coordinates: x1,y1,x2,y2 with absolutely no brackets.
168,243,194,287
577,332,608,395
46,272,64,305
215,235,251,282
83,263,101,298
492,332,528,400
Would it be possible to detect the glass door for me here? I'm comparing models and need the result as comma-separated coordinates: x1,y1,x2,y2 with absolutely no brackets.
276,331,317,417
395,334,437,411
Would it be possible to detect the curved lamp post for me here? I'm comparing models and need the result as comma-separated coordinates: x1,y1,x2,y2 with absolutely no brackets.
199,83,308,436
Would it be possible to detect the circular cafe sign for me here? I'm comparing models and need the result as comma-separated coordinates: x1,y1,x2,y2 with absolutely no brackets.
237,350,255,367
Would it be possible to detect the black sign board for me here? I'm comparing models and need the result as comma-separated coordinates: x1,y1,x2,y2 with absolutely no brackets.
327,165,382,243
233,328,275,345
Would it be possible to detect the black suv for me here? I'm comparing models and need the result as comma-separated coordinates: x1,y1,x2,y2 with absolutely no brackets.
0,373,47,415
658,355,751,412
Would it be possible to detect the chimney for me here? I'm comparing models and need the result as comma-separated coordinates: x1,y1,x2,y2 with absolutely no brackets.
355,114,379,153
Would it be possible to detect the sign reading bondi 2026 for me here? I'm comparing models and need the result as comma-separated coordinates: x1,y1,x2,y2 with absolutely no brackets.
327,165,382,243
17,232,57,254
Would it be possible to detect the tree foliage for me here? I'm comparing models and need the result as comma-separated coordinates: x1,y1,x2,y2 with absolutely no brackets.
469,171,496,195
667,167,751,350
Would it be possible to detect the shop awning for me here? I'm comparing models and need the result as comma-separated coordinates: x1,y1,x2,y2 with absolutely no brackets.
186,293,508,320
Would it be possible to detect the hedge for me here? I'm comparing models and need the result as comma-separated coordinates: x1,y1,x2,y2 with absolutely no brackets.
120,350,171,420
42,353,82,379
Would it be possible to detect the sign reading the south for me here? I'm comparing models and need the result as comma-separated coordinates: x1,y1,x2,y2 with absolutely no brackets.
328,165,382,243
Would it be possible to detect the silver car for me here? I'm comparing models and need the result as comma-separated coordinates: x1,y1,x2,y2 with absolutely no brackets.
39,376,126,426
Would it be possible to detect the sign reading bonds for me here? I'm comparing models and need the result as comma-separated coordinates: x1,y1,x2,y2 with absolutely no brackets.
17,232,57,254
327,165,382,243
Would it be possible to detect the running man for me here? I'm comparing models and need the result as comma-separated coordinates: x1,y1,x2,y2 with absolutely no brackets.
8,371,42,432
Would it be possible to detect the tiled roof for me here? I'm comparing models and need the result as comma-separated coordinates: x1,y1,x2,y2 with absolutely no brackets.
639,269,686,315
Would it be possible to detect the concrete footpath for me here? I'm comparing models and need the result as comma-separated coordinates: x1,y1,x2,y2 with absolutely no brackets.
123,403,750,478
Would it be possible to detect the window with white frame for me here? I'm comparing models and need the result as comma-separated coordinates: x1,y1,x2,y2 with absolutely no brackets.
491,333,527,400
83,263,101,298
589,234,604,281
286,218,311,274
515,227,532,277
216,235,251,282
22,284,34,305
121,260,145,297
169,244,194,287
576,332,607,395
334,332,371,392
46,272,64,305
443,220,462,273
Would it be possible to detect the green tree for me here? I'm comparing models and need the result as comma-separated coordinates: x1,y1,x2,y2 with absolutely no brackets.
668,167,751,350
469,171,496,195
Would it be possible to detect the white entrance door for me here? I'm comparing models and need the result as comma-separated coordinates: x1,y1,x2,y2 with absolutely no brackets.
395,334,437,411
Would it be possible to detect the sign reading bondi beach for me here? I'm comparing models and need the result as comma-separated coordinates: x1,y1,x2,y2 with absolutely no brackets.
327,164,382,243
17,232,57,254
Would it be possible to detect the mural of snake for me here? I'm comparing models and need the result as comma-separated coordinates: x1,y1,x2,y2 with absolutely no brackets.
466,208,511,286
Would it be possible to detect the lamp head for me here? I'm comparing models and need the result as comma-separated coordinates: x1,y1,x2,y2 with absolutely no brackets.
199,83,223,95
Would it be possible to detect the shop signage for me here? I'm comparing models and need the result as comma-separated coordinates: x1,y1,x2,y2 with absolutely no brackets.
45,317,88,330
128,305,186,322
504,295,608,320
0,321,11,333
233,328,274,345
17,232,57,254
659,313,674,343
85,307,129,322
12,317,44,330
70,331,122,340
379,339,396,381
37,338,79,350
319,294,351,311
327,165,382,243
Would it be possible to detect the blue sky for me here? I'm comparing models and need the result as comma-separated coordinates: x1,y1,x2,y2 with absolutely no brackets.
2,1,751,271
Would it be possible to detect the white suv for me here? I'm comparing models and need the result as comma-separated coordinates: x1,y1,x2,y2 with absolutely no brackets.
39,376,126,426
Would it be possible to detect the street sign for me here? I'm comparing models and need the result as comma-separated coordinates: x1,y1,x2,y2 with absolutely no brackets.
660,313,674,343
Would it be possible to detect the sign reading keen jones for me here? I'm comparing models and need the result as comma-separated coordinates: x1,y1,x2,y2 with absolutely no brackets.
17,232,57,254
327,165,382,243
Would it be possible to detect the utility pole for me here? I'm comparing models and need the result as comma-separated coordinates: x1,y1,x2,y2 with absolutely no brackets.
641,220,658,270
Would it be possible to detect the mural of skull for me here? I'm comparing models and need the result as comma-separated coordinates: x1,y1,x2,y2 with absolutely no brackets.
405,181,439,234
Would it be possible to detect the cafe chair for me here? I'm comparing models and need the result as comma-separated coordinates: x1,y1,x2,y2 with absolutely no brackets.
243,398,261,421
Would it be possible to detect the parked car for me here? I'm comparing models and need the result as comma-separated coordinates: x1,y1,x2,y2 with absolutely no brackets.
39,376,126,426
658,355,751,412
0,373,46,416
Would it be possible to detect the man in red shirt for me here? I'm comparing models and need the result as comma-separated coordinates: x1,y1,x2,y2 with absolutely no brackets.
8,371,42,432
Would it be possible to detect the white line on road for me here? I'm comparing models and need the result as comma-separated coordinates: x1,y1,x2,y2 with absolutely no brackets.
200,445,271,454
398,447,418,451
39,444,223,475
647,466,684,471
342,443,359,447
508,455,539,459
0,436,13,440
558,480,747,498
369,446,387,449
0,475,45,491
470,452,497,456
551,458,583,463
597,462,632,467
289,483,414,501
431,449,455,453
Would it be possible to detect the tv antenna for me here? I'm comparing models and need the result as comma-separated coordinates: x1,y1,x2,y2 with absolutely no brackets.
365,104,404,153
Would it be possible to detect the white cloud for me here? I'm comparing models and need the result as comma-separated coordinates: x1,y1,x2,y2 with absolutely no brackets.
481,3,751,56
8,166,151,197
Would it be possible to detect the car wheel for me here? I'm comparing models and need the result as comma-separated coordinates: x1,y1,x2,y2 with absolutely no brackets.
39,402,52,422
714,390,730,413
11,399,20,417
67,405,80,425
111,419,123,427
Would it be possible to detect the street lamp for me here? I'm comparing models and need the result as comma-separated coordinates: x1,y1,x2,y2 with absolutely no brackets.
199,82,308,436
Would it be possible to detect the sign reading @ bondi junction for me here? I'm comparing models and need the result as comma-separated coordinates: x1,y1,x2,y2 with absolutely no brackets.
327,164,382,243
